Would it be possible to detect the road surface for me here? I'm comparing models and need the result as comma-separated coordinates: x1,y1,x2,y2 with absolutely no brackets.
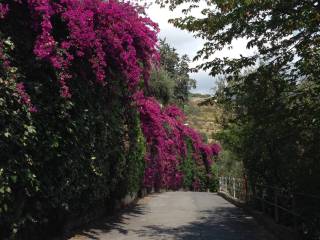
70,192,274,240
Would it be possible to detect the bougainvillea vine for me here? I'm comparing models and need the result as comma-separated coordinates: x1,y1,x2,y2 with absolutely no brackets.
0,3,9,19
1,0,220,191
2,0,159,98
135,92,221,190
0,0,221,238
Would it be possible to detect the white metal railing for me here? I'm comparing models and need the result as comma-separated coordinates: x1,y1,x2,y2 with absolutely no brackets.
219,176,247,201
219,176,320,235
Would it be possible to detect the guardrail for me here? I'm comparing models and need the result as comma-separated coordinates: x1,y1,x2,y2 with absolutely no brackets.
219,177,320,237
219,176,247,202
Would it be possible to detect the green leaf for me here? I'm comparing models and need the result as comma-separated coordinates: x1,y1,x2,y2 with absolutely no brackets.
4,131,10,138
10,175,18,183
6,186,11,193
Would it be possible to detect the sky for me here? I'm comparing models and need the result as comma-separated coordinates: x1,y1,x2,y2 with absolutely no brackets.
145,3,251,95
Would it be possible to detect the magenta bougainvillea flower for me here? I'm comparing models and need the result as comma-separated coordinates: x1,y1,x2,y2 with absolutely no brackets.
0,3,9,19
0,0,221,190
15,0,158,97
135,92,220,189
15,83,38,112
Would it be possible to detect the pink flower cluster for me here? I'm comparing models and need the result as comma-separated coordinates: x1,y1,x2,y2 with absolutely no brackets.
0,41,37,113
0,3,9,19
192,178,201,192
135,92,221,189
15,83,37,113
18,0,158,97
1,0,221,190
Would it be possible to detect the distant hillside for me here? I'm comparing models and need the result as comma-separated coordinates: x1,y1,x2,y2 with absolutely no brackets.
184,97,223,143
189,93,212,98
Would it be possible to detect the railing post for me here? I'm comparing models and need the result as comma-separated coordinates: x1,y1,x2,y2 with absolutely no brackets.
244,176,248,202
292,196,298,231
274,189,279,223
222,177,224,191
226,177,228,194
262,188,266,213
233,177,236,198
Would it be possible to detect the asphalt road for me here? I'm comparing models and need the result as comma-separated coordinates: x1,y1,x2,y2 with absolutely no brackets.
70,192,275,240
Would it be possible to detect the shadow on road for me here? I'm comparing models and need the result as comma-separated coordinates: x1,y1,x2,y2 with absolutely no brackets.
66,195,158,239
67,193,273,240
132,207,269,240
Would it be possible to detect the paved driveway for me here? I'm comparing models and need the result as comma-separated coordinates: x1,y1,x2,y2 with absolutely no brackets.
70,192,275,240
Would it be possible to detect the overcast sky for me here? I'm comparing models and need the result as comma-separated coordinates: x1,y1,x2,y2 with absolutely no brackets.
145,3,251,94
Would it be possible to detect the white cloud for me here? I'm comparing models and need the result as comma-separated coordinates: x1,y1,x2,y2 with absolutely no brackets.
145,3,252,94
190,70,216,95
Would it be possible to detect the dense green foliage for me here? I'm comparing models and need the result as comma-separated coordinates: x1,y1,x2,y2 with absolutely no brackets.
148,39,196,106
218,67,320,189
0,1,151,238
0,40,146,239
214,125,244,178
215,67,320,238
148,66,174,105
180,138,219,192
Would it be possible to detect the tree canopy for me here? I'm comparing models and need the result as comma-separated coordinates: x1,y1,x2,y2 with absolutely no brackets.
156,0,320,81
148,39,196,105
157,1,320,237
